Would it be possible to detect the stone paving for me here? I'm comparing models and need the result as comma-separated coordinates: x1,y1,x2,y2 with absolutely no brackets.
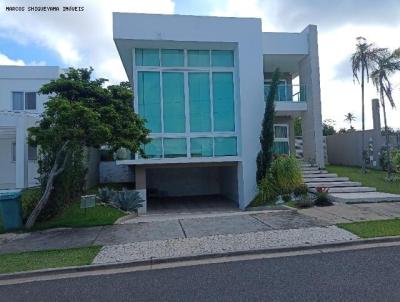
93,226,358,264
299,202,400,224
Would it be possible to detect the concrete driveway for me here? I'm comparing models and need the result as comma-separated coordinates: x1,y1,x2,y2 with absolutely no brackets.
0,210,327,255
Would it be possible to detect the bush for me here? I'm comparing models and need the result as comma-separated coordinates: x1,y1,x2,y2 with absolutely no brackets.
294,184,309,197
271,155,303,194
21,187,42,219
314,187,333,206
380,147,400,172
97,187,113,203
250,176,279,207
109,189,144,212
282,194,291,203
296,195,315,208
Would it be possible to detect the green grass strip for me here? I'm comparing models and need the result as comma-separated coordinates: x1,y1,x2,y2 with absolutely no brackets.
338,218,400,238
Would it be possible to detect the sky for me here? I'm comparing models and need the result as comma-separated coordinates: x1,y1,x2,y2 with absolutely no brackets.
0,0,399,130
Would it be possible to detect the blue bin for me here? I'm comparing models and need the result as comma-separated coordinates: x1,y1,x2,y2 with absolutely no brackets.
0,190,23,231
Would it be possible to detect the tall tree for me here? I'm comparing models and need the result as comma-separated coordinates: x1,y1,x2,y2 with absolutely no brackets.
351,37,384,173
371,48,400,179
256,69,280,184
25,68,149,228
344,112,356,129
322,119,336,136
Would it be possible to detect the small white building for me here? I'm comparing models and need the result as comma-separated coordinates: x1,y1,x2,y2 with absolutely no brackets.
112,13,324,211
0,66,62,189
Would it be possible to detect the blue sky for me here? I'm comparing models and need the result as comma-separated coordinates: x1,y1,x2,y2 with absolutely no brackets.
0,0,399,129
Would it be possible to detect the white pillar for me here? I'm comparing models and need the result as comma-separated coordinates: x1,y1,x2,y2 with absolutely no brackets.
15,117,28,189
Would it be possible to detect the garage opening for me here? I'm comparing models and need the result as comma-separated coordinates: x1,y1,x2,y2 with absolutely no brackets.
146,163,239,214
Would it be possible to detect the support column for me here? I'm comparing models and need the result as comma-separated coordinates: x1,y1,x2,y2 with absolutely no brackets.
135,166,147,214
15,117,28,189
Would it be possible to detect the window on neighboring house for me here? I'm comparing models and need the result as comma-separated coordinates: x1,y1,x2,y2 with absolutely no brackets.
25,92,37,110
273,124,289,155
28,145,38,160
11,142,16,162
12,92,24,110
12,92,36,110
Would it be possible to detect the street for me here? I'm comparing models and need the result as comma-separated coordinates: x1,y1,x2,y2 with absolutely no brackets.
1,245,400,302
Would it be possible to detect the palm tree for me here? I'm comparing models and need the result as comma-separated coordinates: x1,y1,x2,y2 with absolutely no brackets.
371,48,400,179
351,37,384,173
344,113,356,129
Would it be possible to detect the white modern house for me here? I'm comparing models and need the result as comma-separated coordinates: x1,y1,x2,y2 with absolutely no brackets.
112,13,324,211
0,66,62,189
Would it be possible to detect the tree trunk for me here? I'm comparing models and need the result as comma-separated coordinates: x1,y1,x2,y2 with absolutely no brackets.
361,64,366,173
25,142,69,229
381,92,392,180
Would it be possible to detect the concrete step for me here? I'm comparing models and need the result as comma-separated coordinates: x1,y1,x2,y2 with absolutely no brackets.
303,173,338,178
304,177,349,183
310,186,377,193
301,167,320,171
331,192,400,203
301,170,329,175
300,163,312,167
306,181,362,188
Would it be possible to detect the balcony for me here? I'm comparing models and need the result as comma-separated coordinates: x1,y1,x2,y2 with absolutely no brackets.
264,84,307,113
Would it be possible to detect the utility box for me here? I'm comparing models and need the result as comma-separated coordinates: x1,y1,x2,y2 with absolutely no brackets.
0,190,23,231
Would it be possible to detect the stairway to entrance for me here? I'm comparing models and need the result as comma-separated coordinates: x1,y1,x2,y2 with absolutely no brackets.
300,162,400,203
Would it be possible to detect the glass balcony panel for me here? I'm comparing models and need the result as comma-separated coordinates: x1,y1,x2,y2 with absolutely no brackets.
164,138,187,158
190,137,213,157
214,137,237,156
264,84,306,102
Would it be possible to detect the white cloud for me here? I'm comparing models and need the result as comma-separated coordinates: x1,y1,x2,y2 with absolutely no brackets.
0,0,175,83
0,52,25,65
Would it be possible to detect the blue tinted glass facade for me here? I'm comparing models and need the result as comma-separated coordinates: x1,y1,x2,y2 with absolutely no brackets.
135,49,160,66
190,138,213,157
161,49,184,67
137,71,161,132
144,139,162,158
214,137,237,156
163,72,185,133
211,50,234,67
188,50,210,67
189,72,211,132
213,72,235,131
164,138,187,158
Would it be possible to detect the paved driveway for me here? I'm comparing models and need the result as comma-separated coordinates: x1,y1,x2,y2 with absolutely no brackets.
0,210,327,254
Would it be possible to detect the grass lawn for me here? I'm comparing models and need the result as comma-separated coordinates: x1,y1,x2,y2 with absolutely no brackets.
33,199,126,230
326,165,400,194
0,246,101,274
338,219,400,238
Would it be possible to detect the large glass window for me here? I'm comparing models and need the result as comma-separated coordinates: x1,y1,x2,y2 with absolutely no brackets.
25,92,36,110
163,72,185,133
12,92,24,110
211,50,234,67
189,72,211,132
190,137,213,157
273,124,289,155
137,71,161,132
212,72,235,131
135,49,160,66
214,137,237,156
164,138,187,158
144,139,162,158
188,50,210,67
161,49,184,67
273,142,289,155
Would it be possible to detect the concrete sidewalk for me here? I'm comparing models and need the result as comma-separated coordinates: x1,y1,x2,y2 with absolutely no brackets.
0,210,327,255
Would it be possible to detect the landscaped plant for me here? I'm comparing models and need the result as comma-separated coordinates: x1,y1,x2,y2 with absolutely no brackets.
282,194,291,203
25,68,150,229
296,195,315,208
256,68,280,184
97,187,113,203
293,183,309,198
271,155,303,195
314,187,332,206
110,189,144,212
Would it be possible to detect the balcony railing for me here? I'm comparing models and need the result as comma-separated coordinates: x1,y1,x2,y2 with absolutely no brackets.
264,84,306,103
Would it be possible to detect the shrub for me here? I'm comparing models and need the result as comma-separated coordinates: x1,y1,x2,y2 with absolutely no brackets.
393,150,400,173
250,176,279,207
380,147,400,172
271,155,303,194
314,187,333,206
21,187,42,219
97,187,112,203
282,194,291,203
293,184,309,197
296,195,315,208
110,189,144,212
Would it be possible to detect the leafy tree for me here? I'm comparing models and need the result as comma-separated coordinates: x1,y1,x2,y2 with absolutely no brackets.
344,112,356,128
256,69,280,184
25,68,149,228
371,48,400,179
322,119,336,136
351,37,384,173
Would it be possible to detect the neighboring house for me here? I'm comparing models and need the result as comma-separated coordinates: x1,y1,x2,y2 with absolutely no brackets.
112,13,324,211
327,99,400,168
0,66,62,189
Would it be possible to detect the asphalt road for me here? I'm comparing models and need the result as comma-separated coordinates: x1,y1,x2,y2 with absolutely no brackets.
2,245,400,302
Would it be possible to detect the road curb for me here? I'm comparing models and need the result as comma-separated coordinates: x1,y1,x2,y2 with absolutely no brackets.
2,235,400,282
